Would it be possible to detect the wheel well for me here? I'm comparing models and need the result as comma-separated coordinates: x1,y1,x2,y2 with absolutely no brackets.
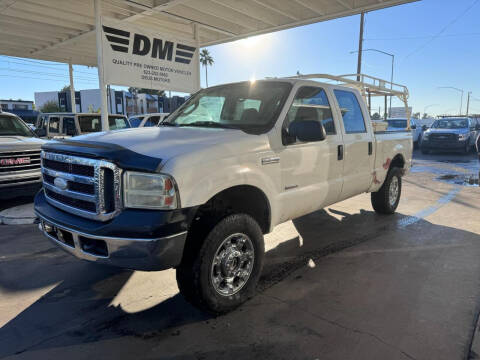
390,154,405,170
180,186,271,264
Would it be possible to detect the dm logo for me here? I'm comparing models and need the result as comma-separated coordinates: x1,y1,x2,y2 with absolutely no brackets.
103,25,196,64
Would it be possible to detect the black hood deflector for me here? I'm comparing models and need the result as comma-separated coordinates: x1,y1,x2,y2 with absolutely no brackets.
42,139,162,173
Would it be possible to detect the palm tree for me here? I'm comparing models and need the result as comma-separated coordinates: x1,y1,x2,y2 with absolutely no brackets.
199,49,214,87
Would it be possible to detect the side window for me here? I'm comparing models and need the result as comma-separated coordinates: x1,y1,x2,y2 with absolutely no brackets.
283,86,335,144
334,90,366,134
145,116,160,127
48,117,60,133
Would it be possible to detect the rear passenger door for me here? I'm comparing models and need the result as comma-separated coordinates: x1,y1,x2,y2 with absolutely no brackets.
278,86,344,222
332,89,375,201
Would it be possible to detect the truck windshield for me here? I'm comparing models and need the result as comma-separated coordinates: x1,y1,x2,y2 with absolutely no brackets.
431,119,468,129
129,116,144,127
78,115,130,132
387,119,408,129
164,81,292,134
0,114,33,137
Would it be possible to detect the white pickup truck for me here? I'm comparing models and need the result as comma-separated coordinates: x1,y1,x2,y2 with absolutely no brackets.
34,74,412,313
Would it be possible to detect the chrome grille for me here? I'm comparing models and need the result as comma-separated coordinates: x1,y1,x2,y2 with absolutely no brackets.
41,151,122,221
0,149,41,173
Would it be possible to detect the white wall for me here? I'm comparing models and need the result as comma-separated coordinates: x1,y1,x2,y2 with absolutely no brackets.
34,91,58,109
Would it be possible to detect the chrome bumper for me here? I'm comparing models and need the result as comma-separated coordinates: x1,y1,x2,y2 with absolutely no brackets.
36,213,188,271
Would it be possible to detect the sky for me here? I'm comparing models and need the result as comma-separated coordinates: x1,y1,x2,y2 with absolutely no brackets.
1,0,480,116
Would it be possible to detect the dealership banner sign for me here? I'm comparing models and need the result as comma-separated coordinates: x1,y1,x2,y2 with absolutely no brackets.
100,17,200,93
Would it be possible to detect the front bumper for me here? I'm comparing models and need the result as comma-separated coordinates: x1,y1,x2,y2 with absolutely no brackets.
35,190,196,271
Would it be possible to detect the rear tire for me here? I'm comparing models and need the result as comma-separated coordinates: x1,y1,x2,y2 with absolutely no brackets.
176,214,264,314
371,167,402,214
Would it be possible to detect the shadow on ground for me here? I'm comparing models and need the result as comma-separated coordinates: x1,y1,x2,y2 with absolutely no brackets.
1,207,480,359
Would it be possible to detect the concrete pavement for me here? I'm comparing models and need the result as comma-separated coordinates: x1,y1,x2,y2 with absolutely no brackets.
0,150,479,360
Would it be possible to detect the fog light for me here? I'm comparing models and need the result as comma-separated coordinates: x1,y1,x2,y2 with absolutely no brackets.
43,222,54,233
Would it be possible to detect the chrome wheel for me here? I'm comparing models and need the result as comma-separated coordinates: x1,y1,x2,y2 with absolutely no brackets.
389,176,399,207
210,233,255,297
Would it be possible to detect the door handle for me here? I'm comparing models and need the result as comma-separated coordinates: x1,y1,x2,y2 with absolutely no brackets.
338,145,344,160
368,141,373,155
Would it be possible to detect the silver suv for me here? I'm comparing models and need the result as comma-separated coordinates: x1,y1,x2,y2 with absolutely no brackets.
0,111,45,199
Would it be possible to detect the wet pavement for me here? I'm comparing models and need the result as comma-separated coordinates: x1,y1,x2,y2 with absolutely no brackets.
0,150,479,360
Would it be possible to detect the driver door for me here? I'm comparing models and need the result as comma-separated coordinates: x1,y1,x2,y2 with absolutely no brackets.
278,86,344,222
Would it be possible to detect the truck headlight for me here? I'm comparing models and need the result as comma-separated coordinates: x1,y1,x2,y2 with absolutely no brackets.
458,133,469,141
123,171,178,209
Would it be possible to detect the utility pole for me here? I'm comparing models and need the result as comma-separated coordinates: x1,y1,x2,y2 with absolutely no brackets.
466,91,472,116
356,12,365,82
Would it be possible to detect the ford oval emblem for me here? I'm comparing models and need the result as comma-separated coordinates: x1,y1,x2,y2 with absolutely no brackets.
54,177,68,191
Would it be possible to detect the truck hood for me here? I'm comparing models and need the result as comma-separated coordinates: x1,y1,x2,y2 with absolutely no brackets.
42,127,269,173
0,136,45,152
425,128,469,135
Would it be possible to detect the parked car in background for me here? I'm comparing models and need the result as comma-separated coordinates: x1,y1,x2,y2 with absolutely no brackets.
35,75,412,314
128,113,169,127
421,117,480,154
0,111,45,199
387,118,421,147
35,113,130,138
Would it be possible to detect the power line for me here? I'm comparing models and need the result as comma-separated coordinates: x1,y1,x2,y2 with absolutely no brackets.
0,58,97,76
0,67,98,82
404,0,480,60
366,32,480,41
0,74,98,84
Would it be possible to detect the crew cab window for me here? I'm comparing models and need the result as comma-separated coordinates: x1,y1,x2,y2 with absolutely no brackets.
129,116,144,127
48,117,60,133
283,86,335,144
144,116,161,127
334,90,366,134
109,116,129,130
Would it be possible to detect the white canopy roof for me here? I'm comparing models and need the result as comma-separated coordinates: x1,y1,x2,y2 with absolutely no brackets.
0,0,418,67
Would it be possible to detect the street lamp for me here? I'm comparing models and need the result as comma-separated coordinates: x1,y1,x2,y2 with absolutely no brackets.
350,48,395,115
437,86,464,115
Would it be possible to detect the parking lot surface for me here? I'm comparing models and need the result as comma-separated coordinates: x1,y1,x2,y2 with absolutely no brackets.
1,150,479,360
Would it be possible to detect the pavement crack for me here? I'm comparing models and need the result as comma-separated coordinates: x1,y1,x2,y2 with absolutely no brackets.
263,294,417,360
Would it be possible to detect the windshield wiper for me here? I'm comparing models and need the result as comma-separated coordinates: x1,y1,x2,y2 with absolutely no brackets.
159,122,177,126
177,121,235,129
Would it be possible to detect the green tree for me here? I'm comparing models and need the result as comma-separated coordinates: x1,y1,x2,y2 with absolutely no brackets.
60,85,70,92
371,112,381,120
412,112,421,119
39,100,61,113
199,49,214,87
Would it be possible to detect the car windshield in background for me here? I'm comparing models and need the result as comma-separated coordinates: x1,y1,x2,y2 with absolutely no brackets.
387,119,408,129
0,115,33,137
164,81,292,134
129,116,144,127
432,119,468,129
78,115,130,132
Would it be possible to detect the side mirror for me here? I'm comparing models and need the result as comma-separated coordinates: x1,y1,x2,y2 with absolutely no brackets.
35,128,46,137
288,120,326,143
410,124,417,129
422,125,428,132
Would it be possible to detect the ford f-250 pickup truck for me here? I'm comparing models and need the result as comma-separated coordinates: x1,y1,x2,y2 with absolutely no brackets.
34,74,412,313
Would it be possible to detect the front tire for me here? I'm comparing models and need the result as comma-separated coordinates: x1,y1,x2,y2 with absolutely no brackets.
176,214,264,314
371,167,402,214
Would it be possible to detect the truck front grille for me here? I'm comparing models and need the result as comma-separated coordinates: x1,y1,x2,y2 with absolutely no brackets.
0,150,41,173
41,151,122,221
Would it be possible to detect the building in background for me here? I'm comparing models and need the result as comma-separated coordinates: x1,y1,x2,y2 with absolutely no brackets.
34,89,187,116
0,99,39,123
